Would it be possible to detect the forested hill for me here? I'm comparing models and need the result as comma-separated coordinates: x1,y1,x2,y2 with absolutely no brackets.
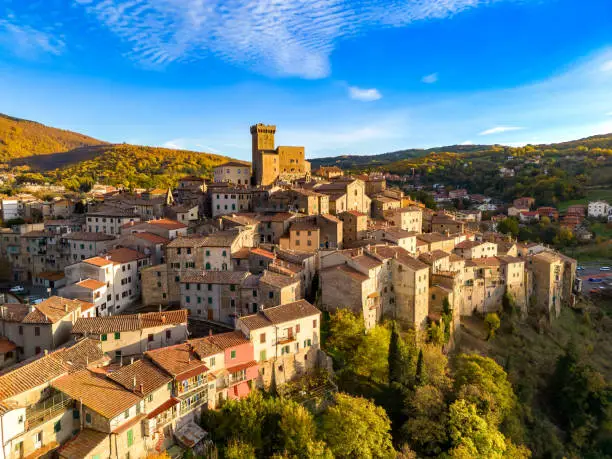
0,113,105,161
310,144,491,170
310,134,612,172
0,113,233,190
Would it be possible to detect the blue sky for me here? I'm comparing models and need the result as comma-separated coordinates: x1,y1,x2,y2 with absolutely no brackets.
1,0,612,161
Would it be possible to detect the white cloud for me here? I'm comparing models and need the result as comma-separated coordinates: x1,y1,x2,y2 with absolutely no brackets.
421,72,438,84
479,126,524,136
163,138,222,154
0,18,64,57
601,60,612,72
460,140,474,145
348,86,382,101
72,0,515,78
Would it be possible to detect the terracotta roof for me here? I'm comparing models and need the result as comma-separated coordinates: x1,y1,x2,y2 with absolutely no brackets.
58,429,108,459
188,338,223,359
0,354,68,400
72,310,188,335
231,247,250,259
145,218,187,230
51,338,107,372
146,397,180,420
240,300,319,331
250,247,275,259
21,231,55,239
62,231,115,241
0,338,16,354
465,257,503,268
321,264,369,282
216,161,251,168
52,369,141,418
352,254,383,270
145,343,207,378
106,247,148,264
260,270,299,288
132,232,170,244
83,256,114,268
181,271,249,285
37,271,65,281
107,359,171,395
167,236,208,248
0,304,29,323
255,212,295,223
340,210,366,217
394,251,430,271
77,279,106,290
22,296,87,324
419,250,451,264
207,330,250,349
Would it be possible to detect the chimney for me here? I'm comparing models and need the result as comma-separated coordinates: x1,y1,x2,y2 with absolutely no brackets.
44,349,48,356
64,304,68,312
139,383,143,394
133,377,137,390
130,357,134,365
208,329,212,337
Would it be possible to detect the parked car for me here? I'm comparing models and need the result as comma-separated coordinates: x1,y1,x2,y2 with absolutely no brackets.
577,266,585,270
9,285,25,293
600,266,611,271
588,278,603,283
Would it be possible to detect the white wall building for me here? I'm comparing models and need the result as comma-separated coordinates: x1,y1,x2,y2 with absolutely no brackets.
588,201,610,218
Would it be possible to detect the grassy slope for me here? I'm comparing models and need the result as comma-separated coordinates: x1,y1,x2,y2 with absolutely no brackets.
0,113,104,161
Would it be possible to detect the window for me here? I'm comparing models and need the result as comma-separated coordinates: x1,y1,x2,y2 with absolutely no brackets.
205,262,211,269
206,250,210,256
114,332,121,340
209,356,216,367
166,330,172,340
18,326,23,335
116,350,122,360
185,283,190,290
148,334,154,342
186,296,191,303
230,284,236,292
296,324,300,333
85,412,92,424
127,429,134,447
35,346,41,354
260,350,267,361
260,333,266,343
54,420,61,432
124,409,130,420
304,339,312,347
230,350,236,359
268,291,274,299
34,327,40,337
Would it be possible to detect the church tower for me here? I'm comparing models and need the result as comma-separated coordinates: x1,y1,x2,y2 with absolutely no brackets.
250,124,277,186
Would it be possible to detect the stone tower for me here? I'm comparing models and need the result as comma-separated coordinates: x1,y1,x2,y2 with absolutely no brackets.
250,124,277,186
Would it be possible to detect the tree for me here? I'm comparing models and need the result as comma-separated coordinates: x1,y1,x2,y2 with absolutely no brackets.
224,439,257,459
401,385,449,456
319,393,396,459
388,322,416,387
485,313,501,340
497,218,519,237
353,323,391,384
324,309,365,369
278,402,332,458
428,321,445,346
447,399,507,458
502,291,517,317
415,349,424,386
453,354,517,429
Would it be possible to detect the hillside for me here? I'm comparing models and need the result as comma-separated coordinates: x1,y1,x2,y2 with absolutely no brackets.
310,144,491,170
46,144,230,190
0,113,104,161
0,113,234,190
312,134,612,207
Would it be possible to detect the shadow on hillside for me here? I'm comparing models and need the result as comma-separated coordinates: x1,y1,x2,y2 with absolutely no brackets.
9,144,110,171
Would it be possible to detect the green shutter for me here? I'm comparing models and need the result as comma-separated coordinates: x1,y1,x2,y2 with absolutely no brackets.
260,350,266,361
127,429,134,447
54,420,61,432
101,334,107,341
114,332,120,340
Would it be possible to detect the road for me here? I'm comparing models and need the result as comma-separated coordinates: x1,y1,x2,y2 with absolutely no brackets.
577,262,612,296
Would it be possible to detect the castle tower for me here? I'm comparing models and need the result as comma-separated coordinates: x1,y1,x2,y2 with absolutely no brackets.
250,124,277,186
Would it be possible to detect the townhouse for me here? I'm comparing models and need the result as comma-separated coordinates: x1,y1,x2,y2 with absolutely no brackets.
237,299,321,387
70,310,189,362
86,206,140,235
383,206,423,233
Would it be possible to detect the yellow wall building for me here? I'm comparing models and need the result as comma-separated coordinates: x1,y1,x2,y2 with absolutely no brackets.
251,124,311,186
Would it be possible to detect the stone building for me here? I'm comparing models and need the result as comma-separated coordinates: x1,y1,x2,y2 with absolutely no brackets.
251,124,311,186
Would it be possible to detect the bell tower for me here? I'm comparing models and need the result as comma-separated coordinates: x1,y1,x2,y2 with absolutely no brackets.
250,124,277,186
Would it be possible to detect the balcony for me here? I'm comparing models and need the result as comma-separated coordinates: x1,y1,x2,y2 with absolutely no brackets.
26,392,73,430
179,388,208,414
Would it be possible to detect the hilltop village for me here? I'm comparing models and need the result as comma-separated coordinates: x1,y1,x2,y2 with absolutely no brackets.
0,124,580,458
